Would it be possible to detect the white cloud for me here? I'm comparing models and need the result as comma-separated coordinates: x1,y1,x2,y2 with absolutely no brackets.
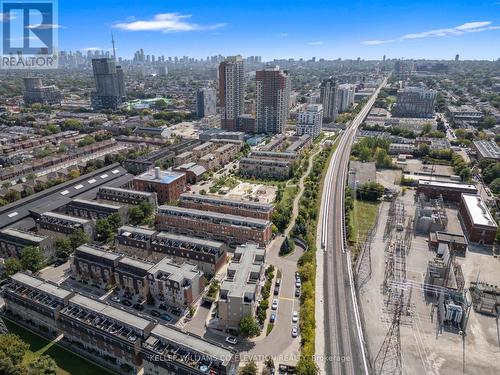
361,21,500,45
27,23,65,29
279,33,289,37
308,40,324,45
113,13,226,33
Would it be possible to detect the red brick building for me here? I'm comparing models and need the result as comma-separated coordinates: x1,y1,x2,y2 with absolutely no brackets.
458,194,498,245
132,167,186,204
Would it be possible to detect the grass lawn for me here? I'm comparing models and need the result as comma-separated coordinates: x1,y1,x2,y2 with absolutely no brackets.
349,199,380,246
3,318,114,375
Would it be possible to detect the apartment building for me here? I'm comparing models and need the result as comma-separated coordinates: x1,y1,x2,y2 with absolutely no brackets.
4,273,240,375
296,104,323,138
218,244,266,330
150,232,227,276
132,168,186,204
179,193,274,221
249,151,298,162
70,244,122,288
458,194,498,245
36,211,95,240
4,272,74,335
174,151,195,167
97,186,158,210
155,205,272,247
172,162,207,184
0,227,54,259
392,87,437,118
239,157,291,180
114,256,153,298
59,294,154,372
192,142,217,158
116,225,156,259
198,153,219,172
141,324,238,375
67,198,128,221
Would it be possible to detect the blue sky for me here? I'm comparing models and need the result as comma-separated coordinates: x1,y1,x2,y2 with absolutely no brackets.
54,0,500,60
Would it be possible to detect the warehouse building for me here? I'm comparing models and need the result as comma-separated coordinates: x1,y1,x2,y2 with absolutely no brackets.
416,180,478,202
458,194,498,245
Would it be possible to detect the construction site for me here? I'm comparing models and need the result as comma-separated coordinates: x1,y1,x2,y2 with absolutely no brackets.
357,187,500,375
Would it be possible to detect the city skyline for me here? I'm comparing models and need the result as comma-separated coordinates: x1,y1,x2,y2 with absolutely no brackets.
54,0,500,60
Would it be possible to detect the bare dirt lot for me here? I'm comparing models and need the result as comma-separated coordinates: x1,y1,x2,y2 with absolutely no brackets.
358,188,500,375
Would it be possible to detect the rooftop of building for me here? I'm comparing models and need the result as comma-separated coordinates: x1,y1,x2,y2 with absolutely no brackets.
473,140,500,159
9,272,73,301
0,227,48,242
240,157,290,167
98,186,155,197
220,243,265,300
153,231,225,251
118,225,156,238
70,198,123,210
157,205,271,228
431,231,468,245
135,168,185,184
180,193,273,212
148,257,199,284
144,324,234,367
118,256,154,273
75,244,122,262
39,211,90,225
63,294,152,336
461,194,498,228
418,180,477,191
174,163,206,176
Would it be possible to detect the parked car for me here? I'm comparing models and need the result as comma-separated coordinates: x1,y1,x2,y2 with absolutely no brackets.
121,299,132,306
295,279,301,288
111,296,120,303
270,313,276,323
273,284,280,296
133,303,144,311
291,326,298,338
160,313,172,322
295,288,301,297
292,311,299,323
158,303,167,310
275,278,281,286
225,336,238,345
271,299,279,310
151,310,160,317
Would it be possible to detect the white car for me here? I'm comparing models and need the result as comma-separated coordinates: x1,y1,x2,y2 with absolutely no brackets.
271,298,279,310
291,326,298,338
111,296,120,303
292,311,299,323
295,280,301,288
225,336,238,345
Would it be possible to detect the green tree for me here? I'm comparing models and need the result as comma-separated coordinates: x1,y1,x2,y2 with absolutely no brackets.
0,333,29,365
490,177,500,194
26,355,58,375
69,229,90,250
20,246,45,272
356,182,385,201
128,206,145,225
96,218,113,242
55,238,72,259
3,258,23,277
238,316,260,338
483,162,500,183
239,360,258,375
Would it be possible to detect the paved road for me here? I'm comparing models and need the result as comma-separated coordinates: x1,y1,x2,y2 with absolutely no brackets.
320,77,388,375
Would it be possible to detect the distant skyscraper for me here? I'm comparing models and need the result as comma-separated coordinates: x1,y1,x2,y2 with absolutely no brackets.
90,58,125,110
196,88,217,118
297,104,323,138
455,54,460,62
23,77,62,106
383,55,386,62
219,55,245,131
255,66,291,134
158,65,168,77
320,77,339,123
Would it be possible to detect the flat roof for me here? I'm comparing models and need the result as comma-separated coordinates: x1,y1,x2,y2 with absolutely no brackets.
461,194,498,228
118,256,154,272
150,324,234,364
473,140,500,160
70,198,122,210
0,163,129,230
68,294,151,331
76,244,122,261
418,180,477,191
155,231,225,249
118,225,156,236
0,227,47,242
40,211,90,224
135,169,185,184
11,272,73,300
158,205,271,227
98,186,155,197
180,193,273,211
